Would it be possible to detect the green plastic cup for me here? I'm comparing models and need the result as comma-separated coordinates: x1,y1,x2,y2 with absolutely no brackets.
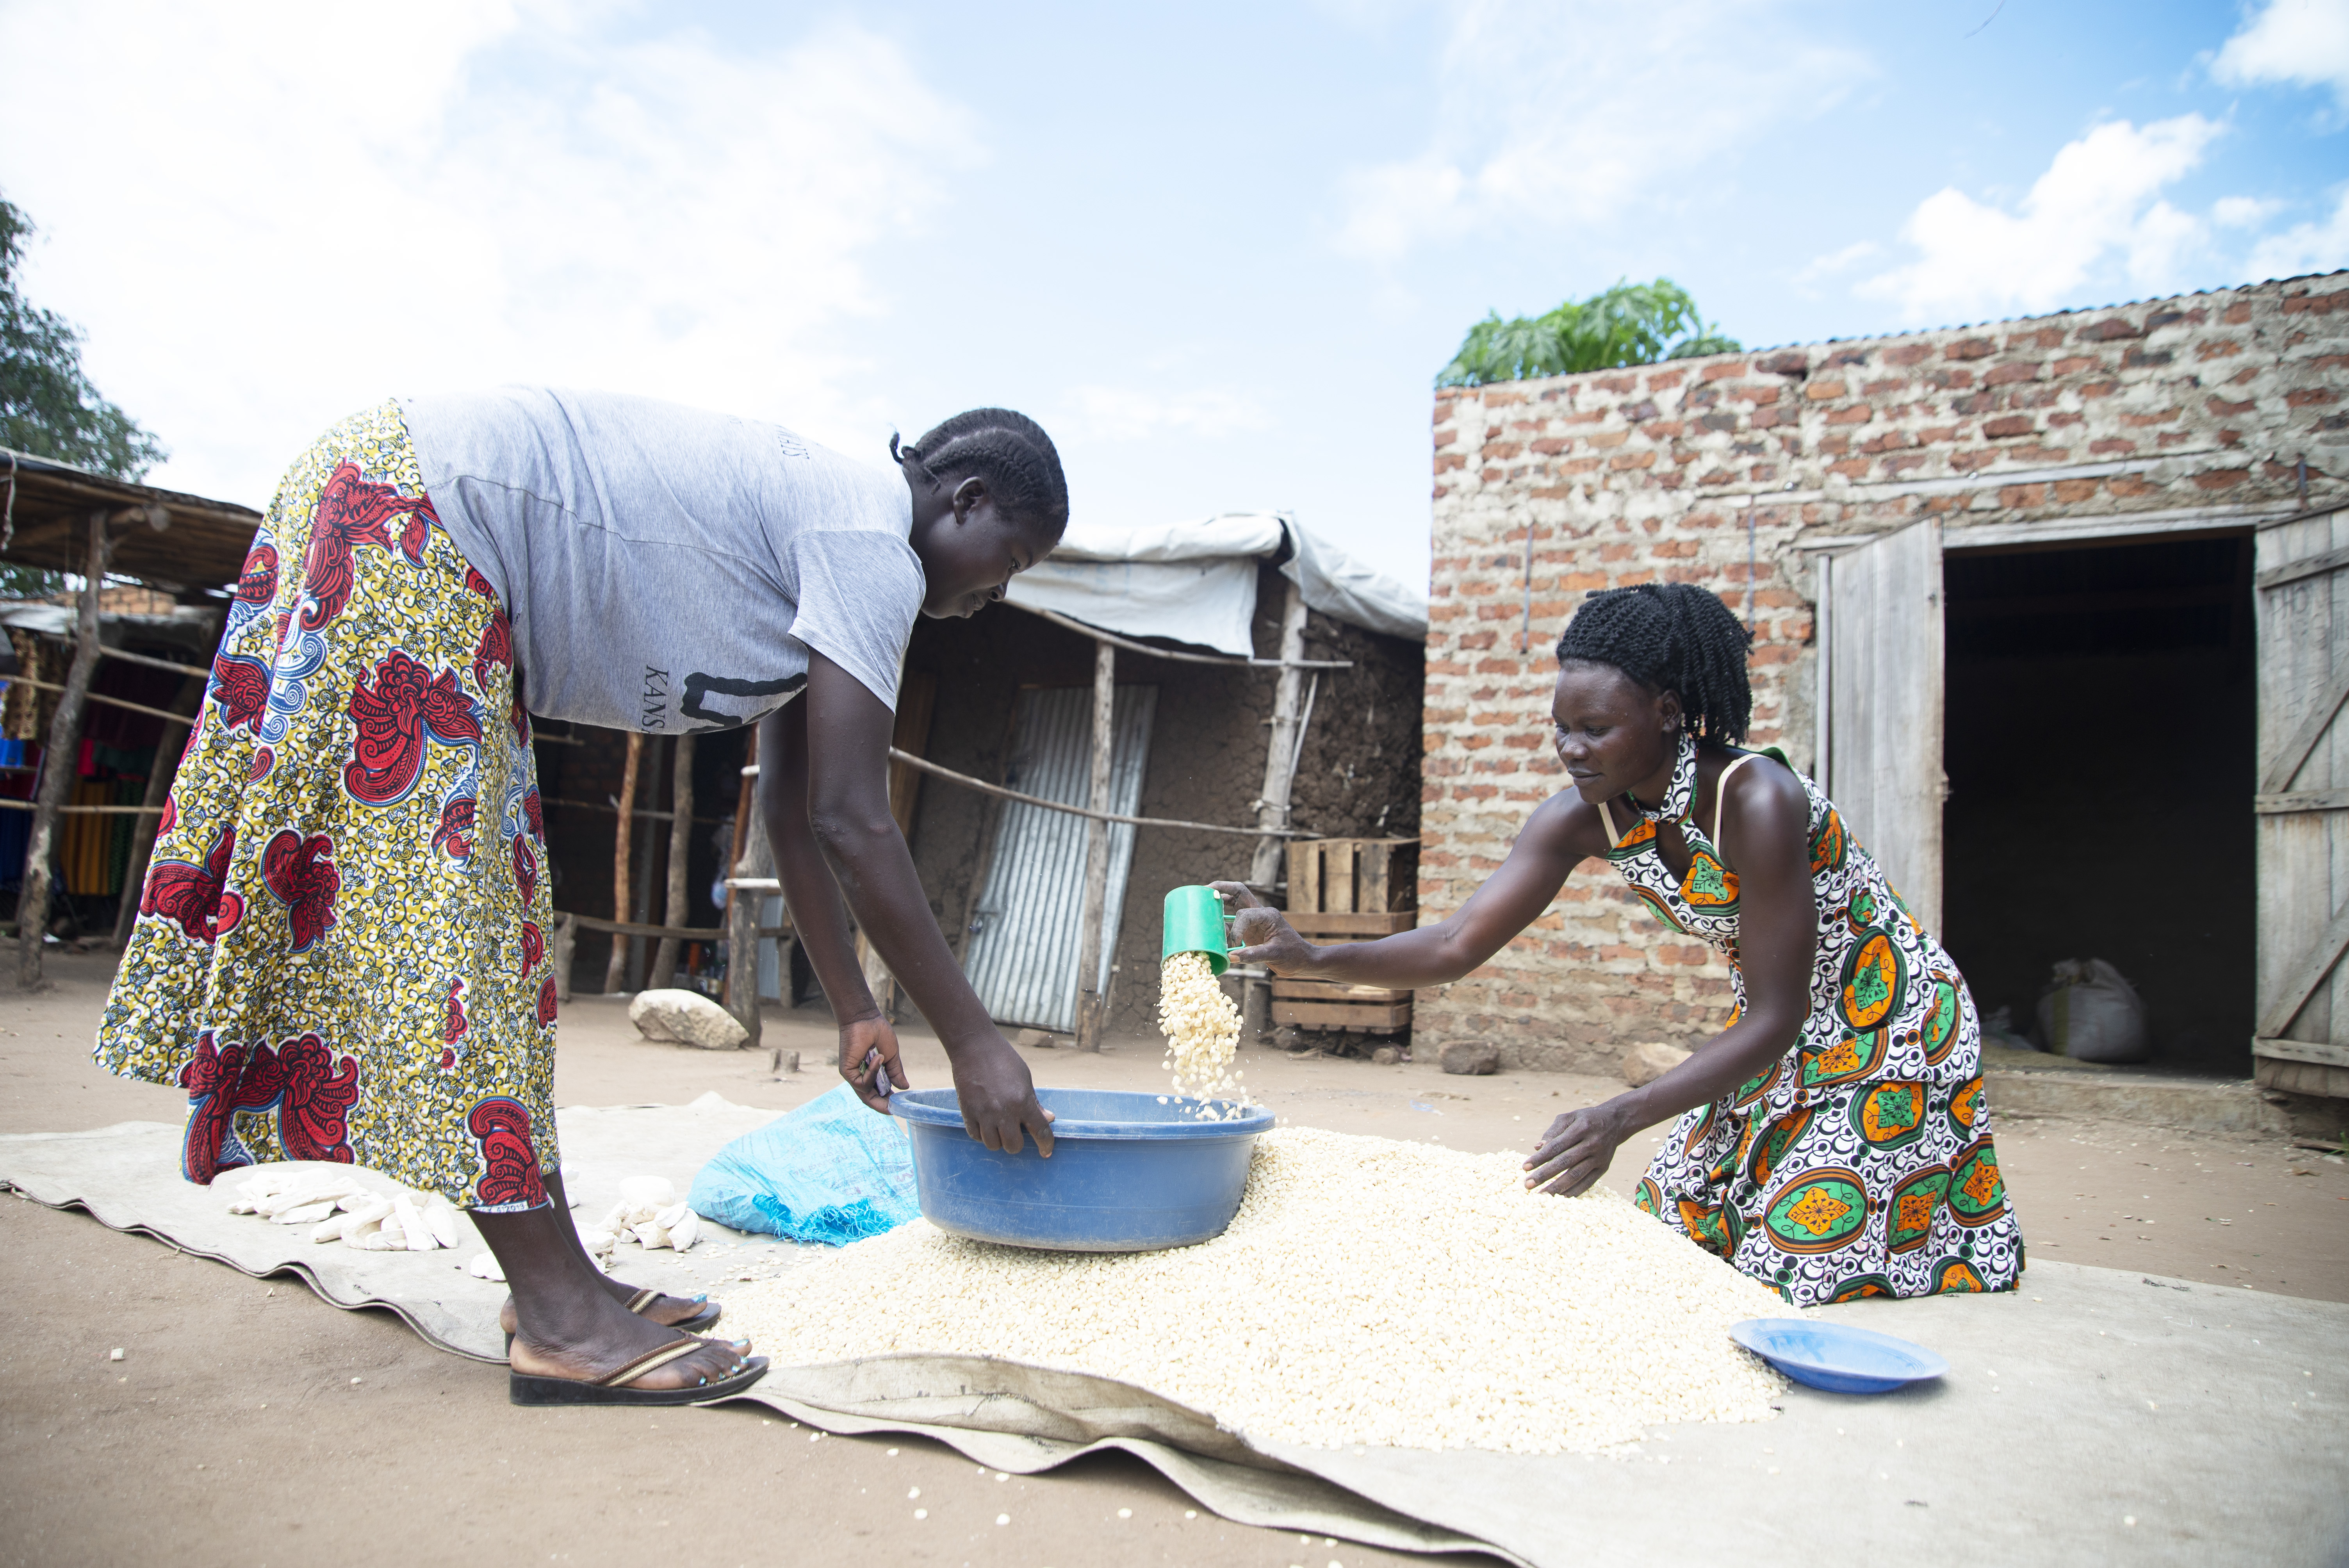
1162,885,1230,976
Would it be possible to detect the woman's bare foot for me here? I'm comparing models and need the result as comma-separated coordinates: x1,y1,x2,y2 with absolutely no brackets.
501,1170,717,1338
507,1310,758,1392
500,1277,712,1337
476,1192,757,1394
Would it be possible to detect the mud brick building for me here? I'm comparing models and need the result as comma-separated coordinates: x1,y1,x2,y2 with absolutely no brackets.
1415,272,2349,1094
903,560,1423,1038
539,529,1427,1044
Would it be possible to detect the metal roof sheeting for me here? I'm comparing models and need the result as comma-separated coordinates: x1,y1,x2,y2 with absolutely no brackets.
961,684,1157,1032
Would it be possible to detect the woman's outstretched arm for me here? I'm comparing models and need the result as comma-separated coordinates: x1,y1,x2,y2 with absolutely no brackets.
1213,787,1613,989
759,652,1053,1155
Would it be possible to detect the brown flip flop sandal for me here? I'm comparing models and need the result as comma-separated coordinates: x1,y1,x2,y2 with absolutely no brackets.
504,1289,722,1353
510,1336,769,1407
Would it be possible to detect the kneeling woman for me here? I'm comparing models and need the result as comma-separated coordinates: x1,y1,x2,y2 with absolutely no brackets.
1221,583,2020,1305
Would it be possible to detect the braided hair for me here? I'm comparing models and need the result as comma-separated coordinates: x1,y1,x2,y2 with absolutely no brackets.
1554,582,1752,745
891,410,1069,541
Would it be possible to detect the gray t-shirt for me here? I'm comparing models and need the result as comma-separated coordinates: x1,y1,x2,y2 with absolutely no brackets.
399,388,921,732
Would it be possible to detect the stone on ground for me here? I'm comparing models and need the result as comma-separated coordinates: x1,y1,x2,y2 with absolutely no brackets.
1622,1040,1691,1088
628,989,749,1051
1440,1040,1500,1075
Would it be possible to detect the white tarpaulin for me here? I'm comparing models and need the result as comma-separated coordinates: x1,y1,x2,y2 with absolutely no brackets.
7,1107,2342,1568
1006,513,1426,656
1007,553,1264,656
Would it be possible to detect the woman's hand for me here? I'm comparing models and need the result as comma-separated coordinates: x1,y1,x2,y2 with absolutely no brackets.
1207,881,1319,975
1523,1101,1633,1197
947,1030,1056,1157
838,1014,907,1113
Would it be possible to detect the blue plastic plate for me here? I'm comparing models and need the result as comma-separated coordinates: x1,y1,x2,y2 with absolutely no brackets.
1729,1319,1950,1394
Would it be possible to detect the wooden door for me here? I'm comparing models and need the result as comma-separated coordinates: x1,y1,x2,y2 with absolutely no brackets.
2253,504,2349,1098
1816,519,1947,934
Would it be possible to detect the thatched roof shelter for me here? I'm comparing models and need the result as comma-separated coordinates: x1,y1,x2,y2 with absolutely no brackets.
0,449,259,980
2,447,260,592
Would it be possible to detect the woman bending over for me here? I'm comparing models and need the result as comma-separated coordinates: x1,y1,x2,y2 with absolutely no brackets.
100,391,1064,1402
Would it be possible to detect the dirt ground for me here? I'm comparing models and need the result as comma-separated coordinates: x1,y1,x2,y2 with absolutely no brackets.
4,949,2344,1568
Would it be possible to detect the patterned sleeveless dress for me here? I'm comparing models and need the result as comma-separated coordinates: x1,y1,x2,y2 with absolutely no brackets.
1597,735,2023,1306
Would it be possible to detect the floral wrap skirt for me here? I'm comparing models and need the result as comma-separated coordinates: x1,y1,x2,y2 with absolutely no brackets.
97,401,558,1211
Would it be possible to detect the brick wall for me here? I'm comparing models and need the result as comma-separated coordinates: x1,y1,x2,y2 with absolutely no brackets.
1417,271,2349,1073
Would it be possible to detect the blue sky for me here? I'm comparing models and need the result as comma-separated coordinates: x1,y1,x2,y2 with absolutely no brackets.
3,0,2344,589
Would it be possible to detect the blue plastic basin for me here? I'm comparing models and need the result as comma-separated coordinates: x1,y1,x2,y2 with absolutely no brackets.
890,1087,1274,1252
1728,1318,1951,1394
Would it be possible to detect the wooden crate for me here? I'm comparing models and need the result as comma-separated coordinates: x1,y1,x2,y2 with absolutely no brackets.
1285,910,1415,937
1276,841,1417,1034
1287,838,1419,917
1270,999,1413,1031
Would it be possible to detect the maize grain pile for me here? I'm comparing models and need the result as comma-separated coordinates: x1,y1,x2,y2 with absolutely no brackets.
1156,950,1249,1113
724,1126,1795,1454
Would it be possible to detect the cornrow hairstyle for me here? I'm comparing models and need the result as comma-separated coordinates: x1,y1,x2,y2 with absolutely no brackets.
1554,582,1752,745
890,409,1070,541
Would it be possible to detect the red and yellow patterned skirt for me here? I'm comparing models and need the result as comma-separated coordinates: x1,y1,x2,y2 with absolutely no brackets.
97,401,558,1211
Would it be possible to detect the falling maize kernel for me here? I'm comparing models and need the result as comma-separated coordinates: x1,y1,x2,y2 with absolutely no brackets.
1157,951,1247,1116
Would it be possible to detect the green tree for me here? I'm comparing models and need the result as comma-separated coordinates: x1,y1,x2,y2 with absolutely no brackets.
1,194,166,596
1436,277,1741,387
2,195,166,480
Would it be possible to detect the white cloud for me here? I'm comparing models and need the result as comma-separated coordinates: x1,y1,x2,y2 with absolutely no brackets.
1333,0,1871,260
2214,194,2288,227
2213,0,2349,112
2247,187,2349,277
1794,240,1884,288
1056,385,1270,444
0,1,973,506
1858,116,2224,321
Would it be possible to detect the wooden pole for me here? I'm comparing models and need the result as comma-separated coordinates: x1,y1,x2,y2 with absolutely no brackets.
728,730,756,894
725,785,773,1047
551,913,576,1003
1244,581,1311,1039
1074,639,1115,1050
626,750,659,987
110,671,209,947
602,731,642,994
650,731,695,988
18,512,109,988
721,725,757,1016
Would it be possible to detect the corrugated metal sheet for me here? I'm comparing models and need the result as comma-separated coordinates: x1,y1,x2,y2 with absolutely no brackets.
962,685,1157,1032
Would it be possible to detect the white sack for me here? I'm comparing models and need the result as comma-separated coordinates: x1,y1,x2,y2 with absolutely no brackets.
2035,958,2150,1065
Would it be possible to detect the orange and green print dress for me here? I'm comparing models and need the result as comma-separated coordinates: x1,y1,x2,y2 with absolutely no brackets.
1600,736,2022,1306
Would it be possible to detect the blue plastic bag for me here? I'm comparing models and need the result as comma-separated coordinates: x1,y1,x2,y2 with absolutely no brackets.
688,1082,920,1245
